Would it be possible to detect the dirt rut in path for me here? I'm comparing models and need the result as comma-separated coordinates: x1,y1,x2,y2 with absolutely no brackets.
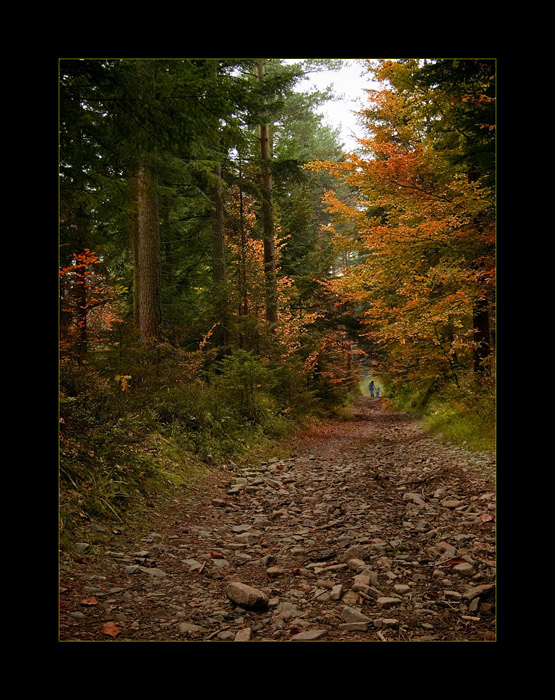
59,397,496,642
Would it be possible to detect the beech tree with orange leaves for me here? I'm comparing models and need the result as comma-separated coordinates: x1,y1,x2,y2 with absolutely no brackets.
59,249,126,361
308,59,495,402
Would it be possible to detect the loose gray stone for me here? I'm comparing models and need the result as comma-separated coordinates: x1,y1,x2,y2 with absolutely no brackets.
378,618,399,627
342,605,372,623
338,622,369,631
214,630,233,640
123,565,142,574
139,566,167,577
227,478,248,494
462,583,495,600
376,597,403,609
290,629,326,640
402,493,426,506
341,546,369,562
330,584,344,601
226,582,269,609
275,601,301,620
211,558,231,569
235,530,263,545
183,558,203,571
353,572,374,591
441,498,465,509
452,562,475,576
235,628,253,641
347,558,367,572
342,590,359,607
106,551,126,559
178,622,207,634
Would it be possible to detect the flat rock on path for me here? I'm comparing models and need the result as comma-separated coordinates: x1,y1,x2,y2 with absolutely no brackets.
59,397,496,642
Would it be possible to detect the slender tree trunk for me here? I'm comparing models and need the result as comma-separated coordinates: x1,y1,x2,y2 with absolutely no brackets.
75,203,88,358
211,163,229,348
130,173,140,327
237,180,249,318
130,163,162,343
235,178,249,350
256,60,278,326
207,60,230,351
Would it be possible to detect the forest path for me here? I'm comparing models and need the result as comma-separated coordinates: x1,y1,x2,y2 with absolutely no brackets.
59,397,496,642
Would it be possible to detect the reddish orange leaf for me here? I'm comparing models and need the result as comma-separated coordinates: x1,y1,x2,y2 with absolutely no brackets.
80,597,99,606
101,622,121,638
445,557,468,567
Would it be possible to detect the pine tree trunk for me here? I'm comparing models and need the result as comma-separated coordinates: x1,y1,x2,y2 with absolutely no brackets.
257,60,278,326
130,173,140,327
130,164,162,343
211,163,229,348
238,183,249,318
75,203,88,358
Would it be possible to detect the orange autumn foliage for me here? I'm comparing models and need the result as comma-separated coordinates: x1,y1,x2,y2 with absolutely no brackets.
225,187,321,361
59,249,127,360
307,60,495,388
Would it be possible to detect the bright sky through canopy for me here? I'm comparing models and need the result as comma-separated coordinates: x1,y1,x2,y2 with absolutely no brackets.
294,59,376,152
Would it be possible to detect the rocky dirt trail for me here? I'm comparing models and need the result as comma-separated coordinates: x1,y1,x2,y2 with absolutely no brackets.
59,397,496,643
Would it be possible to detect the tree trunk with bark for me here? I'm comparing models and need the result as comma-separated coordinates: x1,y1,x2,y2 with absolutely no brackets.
130,163,162,343
211,163,229,349
257,60,278,326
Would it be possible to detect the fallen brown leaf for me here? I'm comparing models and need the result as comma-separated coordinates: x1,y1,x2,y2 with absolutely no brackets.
80,597,99,606
101,621,121,638
445,557,468,567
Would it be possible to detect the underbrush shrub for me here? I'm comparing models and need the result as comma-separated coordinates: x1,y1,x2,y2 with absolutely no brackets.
424,379,495,450
313,376,358,414
383,371,495,451
387,378,438,412
60,362,161,528
270,358,321,419
210,350,278,425
59,347,360,537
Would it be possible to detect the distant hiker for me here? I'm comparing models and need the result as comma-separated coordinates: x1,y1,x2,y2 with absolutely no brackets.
369,380,375,397
376,387,380,397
